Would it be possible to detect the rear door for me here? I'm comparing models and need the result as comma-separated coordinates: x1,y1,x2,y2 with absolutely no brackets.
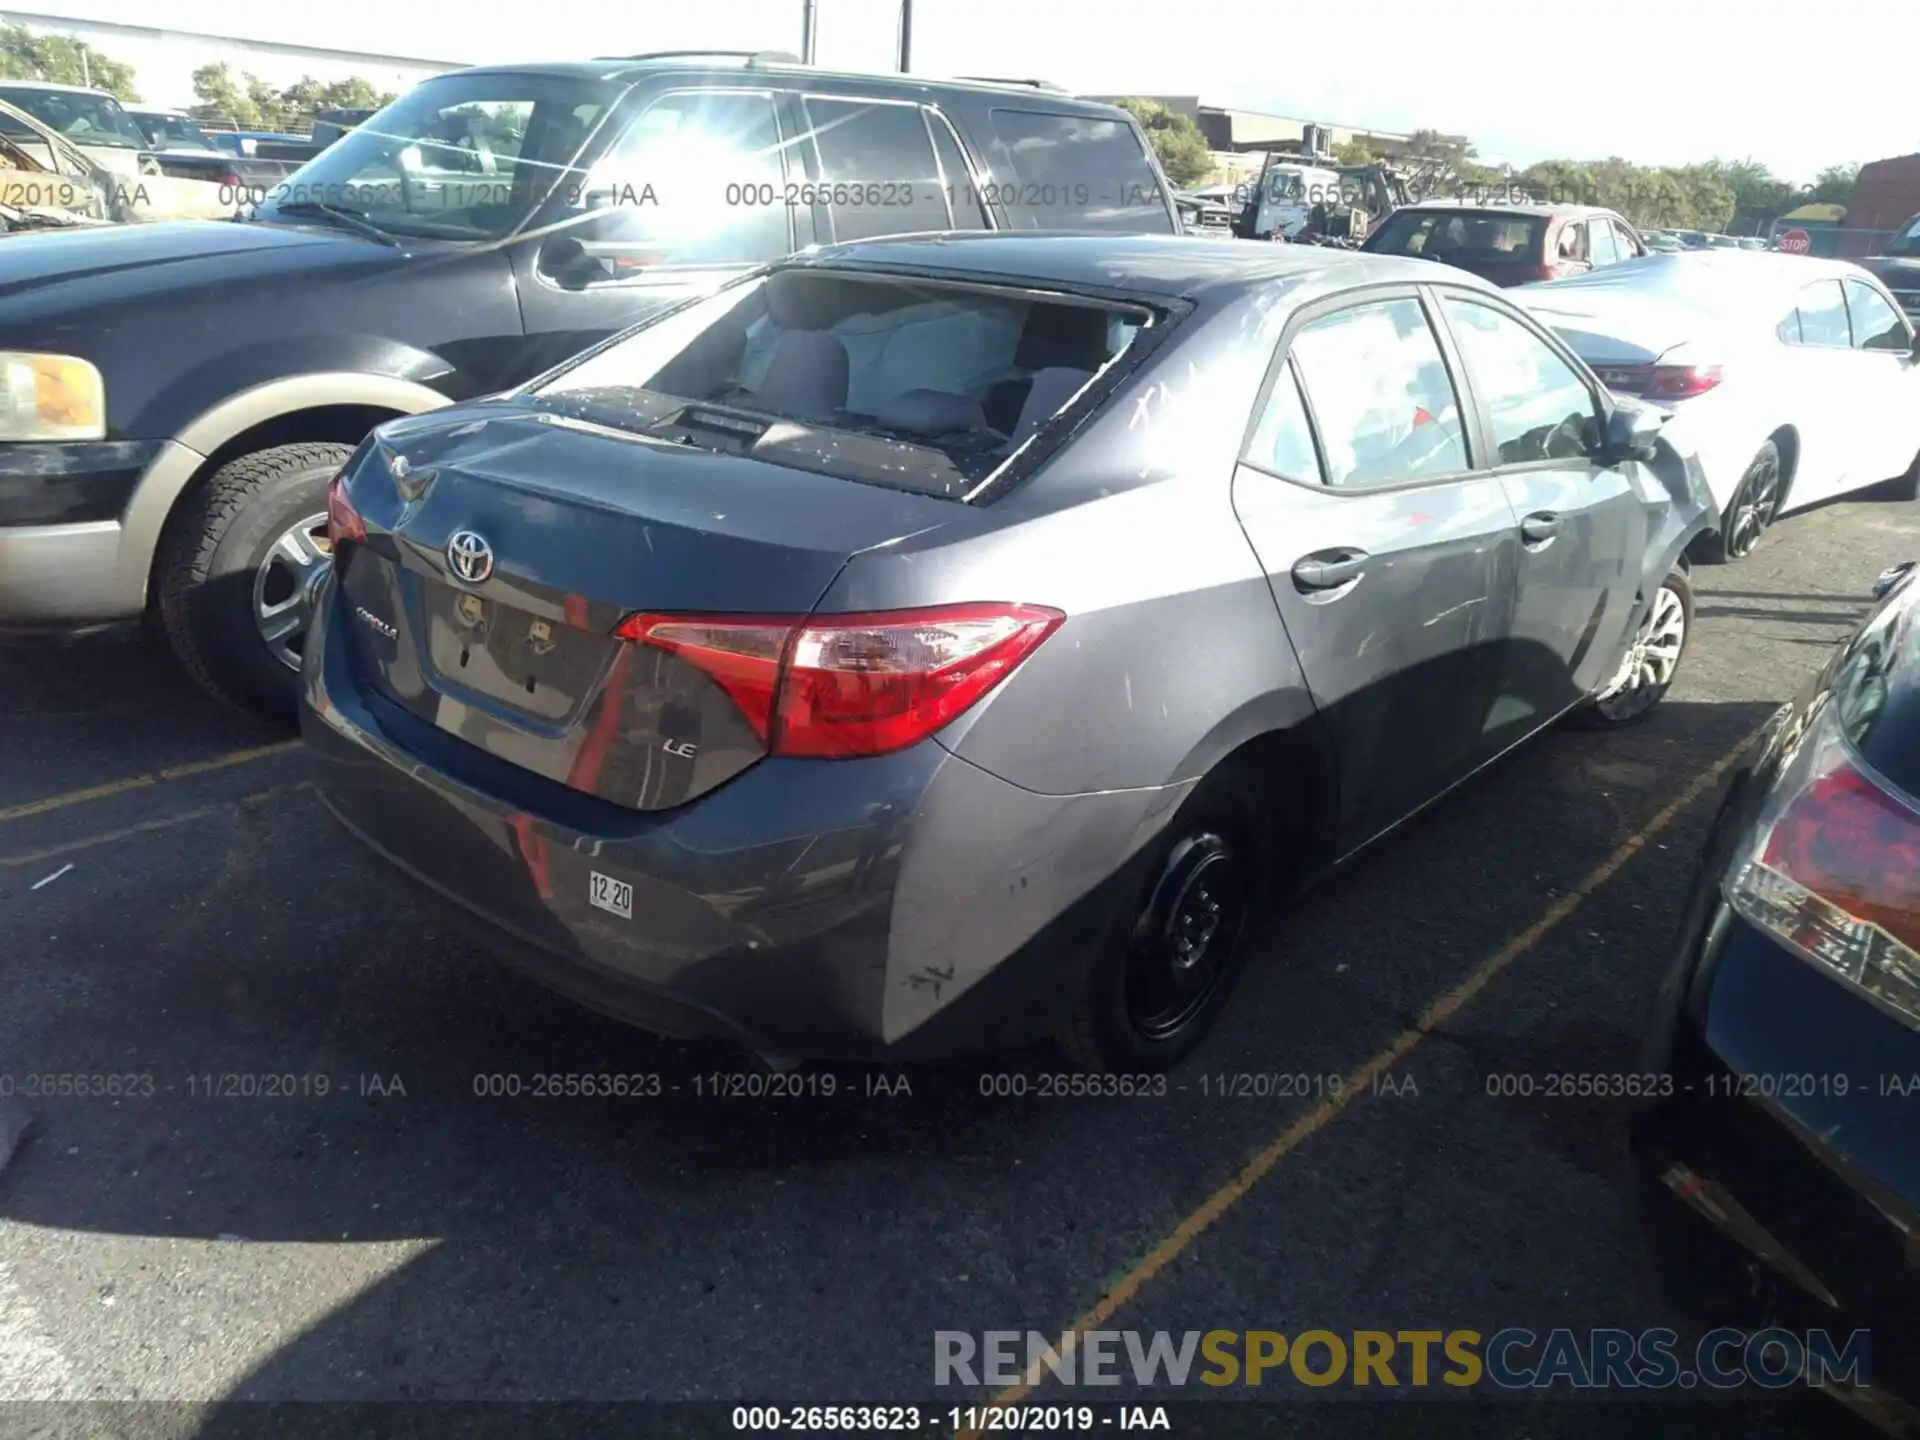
1231,288,1520,852
1432,287,1648,723
1784,277,1868,503
1586,217,1622,269
1842,277,1920,484
512,87,808,381
796,94,989,242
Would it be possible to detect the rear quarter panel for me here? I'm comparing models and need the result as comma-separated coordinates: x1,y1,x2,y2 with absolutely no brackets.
814,287,1317,797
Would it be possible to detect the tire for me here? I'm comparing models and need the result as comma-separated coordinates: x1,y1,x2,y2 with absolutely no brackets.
1882,446,1920,503
156,442,355,727
1694,441,1782,563
1058,764,1274,1073
1570,565,1693,730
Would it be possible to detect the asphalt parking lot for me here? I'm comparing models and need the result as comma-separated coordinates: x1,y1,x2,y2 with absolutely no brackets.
3,494,1918,1438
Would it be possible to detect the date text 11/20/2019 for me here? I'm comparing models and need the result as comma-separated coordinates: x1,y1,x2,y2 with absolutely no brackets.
729,1405,1172,1431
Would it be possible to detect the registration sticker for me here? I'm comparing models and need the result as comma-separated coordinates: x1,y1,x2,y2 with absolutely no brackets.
589,871,633,920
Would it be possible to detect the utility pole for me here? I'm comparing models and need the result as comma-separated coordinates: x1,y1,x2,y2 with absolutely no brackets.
800,0,817,63
897,0,912,72
78,43,91,89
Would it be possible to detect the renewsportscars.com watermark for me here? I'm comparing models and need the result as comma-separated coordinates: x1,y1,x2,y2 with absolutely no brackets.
935,1328,1872,1391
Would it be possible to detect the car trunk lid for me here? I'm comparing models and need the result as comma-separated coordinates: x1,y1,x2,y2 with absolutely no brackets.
1523,292,1720,392
334,405,980,812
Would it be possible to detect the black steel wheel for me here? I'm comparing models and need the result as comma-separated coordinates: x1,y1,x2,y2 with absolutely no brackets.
1060,766,1272,1072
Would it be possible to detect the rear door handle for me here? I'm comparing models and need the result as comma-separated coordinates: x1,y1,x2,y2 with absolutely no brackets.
1521,512,1563,544
1291,549,1369,592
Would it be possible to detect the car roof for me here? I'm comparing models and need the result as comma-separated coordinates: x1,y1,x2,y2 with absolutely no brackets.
1551,248,1864,291
0,79,115,98
441,59,1134,111
128,106,191,117
785,232,1496,301
1395,200,1621,220
1521,249,1880,318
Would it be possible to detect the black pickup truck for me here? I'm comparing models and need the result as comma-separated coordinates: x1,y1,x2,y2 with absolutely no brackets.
1859,214,1920,322
0,54,1178,722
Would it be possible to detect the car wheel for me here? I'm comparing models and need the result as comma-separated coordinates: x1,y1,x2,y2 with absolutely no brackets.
1696,441,1782,563
1059,766,1272,1073
1881,445,1920,503
1571,566,1693,730
156,442,355,727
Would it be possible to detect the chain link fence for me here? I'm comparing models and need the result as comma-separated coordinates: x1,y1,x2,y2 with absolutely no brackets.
1765,225,1901,260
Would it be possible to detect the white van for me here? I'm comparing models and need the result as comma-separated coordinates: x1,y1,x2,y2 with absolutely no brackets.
1239,162,1343,240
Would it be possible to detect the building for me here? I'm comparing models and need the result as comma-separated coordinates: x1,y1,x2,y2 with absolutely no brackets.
1849,151,1920,233
0,8,465,109
1083,94,1465,162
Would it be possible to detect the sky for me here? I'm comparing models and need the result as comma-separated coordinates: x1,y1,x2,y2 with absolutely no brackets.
25,0,1912,183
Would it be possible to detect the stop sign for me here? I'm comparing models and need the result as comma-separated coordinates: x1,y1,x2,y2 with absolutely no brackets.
1778,228,1812,255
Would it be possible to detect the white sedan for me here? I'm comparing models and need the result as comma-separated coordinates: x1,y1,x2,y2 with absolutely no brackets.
1519,252,1920,560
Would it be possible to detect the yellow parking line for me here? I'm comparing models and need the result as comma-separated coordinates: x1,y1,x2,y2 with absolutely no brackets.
0,742,300,827
973,721,1769,1424
0,785,305,871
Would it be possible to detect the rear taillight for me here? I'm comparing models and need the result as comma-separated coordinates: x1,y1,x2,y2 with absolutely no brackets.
218,171,243,189
324,472,365,547
1522,263,1562,282
1726,732,1920,1030
614,603,1065,758
1645,364,1723,399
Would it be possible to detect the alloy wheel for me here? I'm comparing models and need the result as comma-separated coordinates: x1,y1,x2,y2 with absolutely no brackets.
252,511,332,673
1724,450,1782,559
1124,830,1249,1041
1594,583,1687,723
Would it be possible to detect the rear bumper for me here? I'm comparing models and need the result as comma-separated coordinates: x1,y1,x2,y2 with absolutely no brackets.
1631,872,1920,1395
300,576,1190,1060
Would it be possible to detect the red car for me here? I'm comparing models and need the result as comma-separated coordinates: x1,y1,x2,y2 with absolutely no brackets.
1363,202,1648,287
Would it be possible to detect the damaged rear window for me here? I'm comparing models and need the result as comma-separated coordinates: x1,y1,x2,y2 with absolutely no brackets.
526,267,1157,500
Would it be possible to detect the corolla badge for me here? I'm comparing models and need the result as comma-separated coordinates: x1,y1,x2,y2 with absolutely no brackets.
446,530,494,585
353,606,398,640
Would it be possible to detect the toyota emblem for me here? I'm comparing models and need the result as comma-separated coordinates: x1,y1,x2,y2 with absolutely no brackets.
446,530,494,585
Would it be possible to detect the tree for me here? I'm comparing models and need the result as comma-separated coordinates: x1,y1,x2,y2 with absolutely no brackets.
1804,163,1859,208
1333,136,1378,166
0,23,138,99
1114,98,1214,187
190,62,396,133
1394,128,1498,198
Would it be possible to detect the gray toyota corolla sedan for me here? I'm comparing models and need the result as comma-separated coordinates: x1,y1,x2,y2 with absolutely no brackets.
301,233,1715,1070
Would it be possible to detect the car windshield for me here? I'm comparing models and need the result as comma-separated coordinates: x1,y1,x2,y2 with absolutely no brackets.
1885,217,1920,257
1265,170,1305,201
0,87,148,149
136,114,216,150
1370,209,1546,261
527,268,1152,499
252,71,620,241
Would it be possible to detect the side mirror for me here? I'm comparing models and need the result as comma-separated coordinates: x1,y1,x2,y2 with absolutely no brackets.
1874,560,1916,601
1599,403,1665,464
